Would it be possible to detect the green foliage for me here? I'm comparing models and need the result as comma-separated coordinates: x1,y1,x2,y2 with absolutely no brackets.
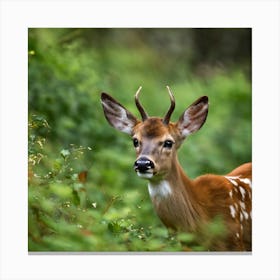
28,115,182,251
28,29,251,251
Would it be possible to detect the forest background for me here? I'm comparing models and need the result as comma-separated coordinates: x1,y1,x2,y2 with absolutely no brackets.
28,28,251,251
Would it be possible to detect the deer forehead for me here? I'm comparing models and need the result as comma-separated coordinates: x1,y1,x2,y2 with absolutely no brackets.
133,118,177,139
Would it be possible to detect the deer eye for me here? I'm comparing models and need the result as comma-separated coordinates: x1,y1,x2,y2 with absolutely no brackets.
133,138,140,148
163,140,174,149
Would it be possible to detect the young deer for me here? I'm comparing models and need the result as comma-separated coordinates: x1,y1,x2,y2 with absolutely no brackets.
101,86,252,251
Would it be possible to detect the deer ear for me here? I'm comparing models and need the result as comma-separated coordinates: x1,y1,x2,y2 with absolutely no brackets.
101,93,138,135
176,96,209,138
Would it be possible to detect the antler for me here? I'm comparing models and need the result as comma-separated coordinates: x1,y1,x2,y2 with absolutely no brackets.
135,86,149,121
162,86,176,124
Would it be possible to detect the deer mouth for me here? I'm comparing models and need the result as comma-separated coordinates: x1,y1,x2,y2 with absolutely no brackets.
136,171,154,179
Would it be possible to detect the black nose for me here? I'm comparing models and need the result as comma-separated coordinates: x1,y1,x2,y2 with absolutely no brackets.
134,157,155,173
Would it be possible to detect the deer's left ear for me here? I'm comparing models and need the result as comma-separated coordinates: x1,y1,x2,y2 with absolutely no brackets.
176,96,209,139
101,93,139,135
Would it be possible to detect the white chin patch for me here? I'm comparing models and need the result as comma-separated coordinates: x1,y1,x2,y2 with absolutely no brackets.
136,172,154,179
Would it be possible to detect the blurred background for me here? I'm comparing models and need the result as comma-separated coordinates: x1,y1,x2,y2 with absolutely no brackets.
28,28,251,251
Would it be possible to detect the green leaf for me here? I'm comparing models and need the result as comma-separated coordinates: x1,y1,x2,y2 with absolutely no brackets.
49,183,73,198
108,221,123,234
60,149,70,159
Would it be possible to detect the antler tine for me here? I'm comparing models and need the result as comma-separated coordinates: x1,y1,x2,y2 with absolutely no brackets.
135,86,149,121
163,86,176,124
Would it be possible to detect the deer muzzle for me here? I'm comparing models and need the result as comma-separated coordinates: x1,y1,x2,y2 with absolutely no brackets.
134,156,155,179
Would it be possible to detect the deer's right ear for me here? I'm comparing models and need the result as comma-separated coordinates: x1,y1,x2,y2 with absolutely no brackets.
101,93,138,135
176,96,209,139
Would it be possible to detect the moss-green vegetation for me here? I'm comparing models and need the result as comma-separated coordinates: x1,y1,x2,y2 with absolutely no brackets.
28,28,251,251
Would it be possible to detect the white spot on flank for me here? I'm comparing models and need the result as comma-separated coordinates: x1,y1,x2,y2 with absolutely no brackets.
225,176,238,186
242,210,249,220
229,191,233,198
148,180,172,199
240,201,246,210
236,233,240,239
225,176,252,188
239,178,252,188
229,205,236,218
239,186,246,200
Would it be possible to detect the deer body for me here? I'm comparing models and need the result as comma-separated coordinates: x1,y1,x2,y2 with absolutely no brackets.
101,87,252,251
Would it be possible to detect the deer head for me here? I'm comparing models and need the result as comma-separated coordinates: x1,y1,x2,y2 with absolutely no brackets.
101,86,208,182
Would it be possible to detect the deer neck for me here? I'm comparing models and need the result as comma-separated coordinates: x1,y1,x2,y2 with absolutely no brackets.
147,156,204,231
